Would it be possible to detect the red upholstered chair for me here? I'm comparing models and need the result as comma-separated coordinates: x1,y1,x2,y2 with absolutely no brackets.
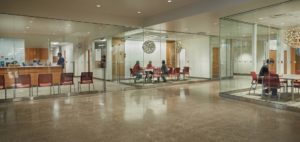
0,75,7,99
173,68,181,80
37,74,53,96
78,72,94,92
153,68,161,82
168,67,174,79
263,73,282,100
59,73,75,94
183,66,190,79
15,74,32,97
249,71,258,95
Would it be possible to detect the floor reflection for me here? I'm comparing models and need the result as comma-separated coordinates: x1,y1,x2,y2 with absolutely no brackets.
0,81,300,142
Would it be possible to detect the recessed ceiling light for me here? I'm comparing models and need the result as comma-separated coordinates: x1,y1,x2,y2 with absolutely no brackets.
26,26,30,29
259,17,264,20
137,11,142,14
168,0,172,3
96,4,101,8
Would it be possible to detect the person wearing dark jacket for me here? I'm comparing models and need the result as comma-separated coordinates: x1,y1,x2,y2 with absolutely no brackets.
258,58,277,96
160,60,168,82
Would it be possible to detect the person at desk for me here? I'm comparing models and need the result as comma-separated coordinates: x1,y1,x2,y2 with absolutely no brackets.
258,58,277,96
160,60,168,82
133,61,142,83
57,52,65,69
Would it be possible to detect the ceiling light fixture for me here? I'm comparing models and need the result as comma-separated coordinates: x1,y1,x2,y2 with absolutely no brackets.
168,0,172,3
284,26,300,48
96,4,101,8
26,26,30,29
258,17,264,20
137,11,142,14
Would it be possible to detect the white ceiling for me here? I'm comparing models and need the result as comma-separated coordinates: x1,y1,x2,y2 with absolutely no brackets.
145,0,288,35
0,0,291,47
227,0,300,29
0,0,288,28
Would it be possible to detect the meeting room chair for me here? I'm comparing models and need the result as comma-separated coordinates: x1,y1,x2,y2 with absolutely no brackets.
183,66,190,79
15,74,32,97
59,73,75,94
78,72,94,92
249,71,258,95
0,75,7,99
263,73,281,101
37,74,53,96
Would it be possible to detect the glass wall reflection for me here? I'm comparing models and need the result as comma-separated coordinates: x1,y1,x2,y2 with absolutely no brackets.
219,0,300,99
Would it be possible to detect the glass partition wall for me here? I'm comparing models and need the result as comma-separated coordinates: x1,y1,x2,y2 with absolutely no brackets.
0,14,135,100
118,27,216,86
219,0,300,96
0,14,218,100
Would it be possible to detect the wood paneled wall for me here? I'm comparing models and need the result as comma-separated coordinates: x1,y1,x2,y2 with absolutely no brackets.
25,48,48,62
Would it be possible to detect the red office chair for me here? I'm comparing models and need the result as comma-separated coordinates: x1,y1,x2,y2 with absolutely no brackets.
59,73,75,94
173,68,181,80
263,73,282,100
15,74,32,97
37,74,53,96
0,75,6,99
249,71,258,95
168,67,174,79
78,72,94,92
153,68,162,82
183,66,190,79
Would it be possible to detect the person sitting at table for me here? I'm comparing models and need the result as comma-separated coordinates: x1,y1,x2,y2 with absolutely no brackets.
160,60,168,82
145,61,154,81
258,58,277,97
133,61,143,83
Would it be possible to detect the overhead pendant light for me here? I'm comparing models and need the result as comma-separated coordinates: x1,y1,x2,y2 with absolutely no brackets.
168,0,172,3
284,26,300,48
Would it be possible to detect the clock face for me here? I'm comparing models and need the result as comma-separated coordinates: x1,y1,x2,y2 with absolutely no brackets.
142,40,156,54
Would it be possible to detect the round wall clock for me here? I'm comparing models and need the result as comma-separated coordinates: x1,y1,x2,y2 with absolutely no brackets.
142,40,156,54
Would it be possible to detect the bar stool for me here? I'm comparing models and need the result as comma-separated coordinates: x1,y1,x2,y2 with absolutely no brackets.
37,74,53,96
0,75,6,99
15,74,32,97
59,73,75,94
78,72,94,92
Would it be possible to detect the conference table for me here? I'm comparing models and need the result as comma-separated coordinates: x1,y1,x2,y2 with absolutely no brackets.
279,74,300,101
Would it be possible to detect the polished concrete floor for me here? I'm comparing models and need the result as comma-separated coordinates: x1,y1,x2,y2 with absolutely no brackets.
0,81,300,142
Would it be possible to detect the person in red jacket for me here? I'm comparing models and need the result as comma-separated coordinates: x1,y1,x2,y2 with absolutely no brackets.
133,61,142,82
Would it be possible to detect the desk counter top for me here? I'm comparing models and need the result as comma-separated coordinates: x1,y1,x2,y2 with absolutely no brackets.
0,66,62,87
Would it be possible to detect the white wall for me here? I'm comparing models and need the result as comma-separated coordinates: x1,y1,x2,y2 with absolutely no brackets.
182,37,211,78
124,40,166,78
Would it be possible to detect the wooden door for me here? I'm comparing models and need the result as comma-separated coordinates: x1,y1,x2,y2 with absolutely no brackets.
112,38,125,80
284,51,287,74
269,50,276,73
212,48,219,78
291,48,296,74
166,40,176,67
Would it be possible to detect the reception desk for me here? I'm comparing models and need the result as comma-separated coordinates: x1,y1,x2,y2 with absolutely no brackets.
0,66,62,88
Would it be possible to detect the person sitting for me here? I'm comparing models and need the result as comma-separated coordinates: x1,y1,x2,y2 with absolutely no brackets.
145,61,154,81
133,61,143,83
258,58,277,97
160,60,168,82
